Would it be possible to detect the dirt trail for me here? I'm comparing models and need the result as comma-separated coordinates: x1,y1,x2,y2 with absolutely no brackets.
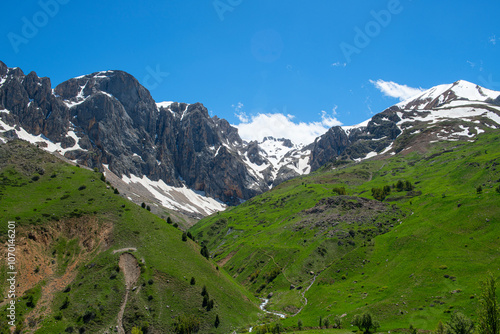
117,252,141,334
112,247,137,254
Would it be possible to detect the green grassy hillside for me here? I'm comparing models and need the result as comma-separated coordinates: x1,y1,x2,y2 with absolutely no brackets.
190,131,500,331
0,140,260,334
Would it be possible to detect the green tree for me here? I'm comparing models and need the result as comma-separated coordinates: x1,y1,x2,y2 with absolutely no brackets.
190,277,196,285
201,285,207,296
167,217,173,224
297,319,303,330
206,299,214,311
141,202,146,208
445,312,474,334
324,317,330,329
319,315,323,328
334,315,342,329
214,314,220,328
202,294,209,307
182,232,187,242
477,186,483,194
200,245,210,259
435,321,445,334
352,312,380,333
477,273,500,334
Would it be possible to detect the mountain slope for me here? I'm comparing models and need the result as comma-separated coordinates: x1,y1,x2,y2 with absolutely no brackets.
0,140,260,333
190,130,500,330
2,61,500,219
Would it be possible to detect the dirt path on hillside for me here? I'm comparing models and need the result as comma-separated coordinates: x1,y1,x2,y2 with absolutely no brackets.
117,252,141,334
113,247,137,254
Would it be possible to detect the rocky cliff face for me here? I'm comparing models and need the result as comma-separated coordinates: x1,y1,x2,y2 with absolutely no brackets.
0,63,267,206
1,61,500,215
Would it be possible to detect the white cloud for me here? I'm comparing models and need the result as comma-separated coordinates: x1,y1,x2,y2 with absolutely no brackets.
370,79,425,101
234,109,342,145
489,35,497,45
332,62,347,67
232,102,249,122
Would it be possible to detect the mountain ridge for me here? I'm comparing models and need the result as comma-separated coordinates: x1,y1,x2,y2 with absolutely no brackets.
1,61,499,218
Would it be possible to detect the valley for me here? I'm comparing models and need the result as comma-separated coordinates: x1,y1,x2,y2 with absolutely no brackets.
1,61,500,333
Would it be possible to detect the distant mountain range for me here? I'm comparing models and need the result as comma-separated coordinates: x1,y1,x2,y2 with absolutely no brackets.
1,60,499,217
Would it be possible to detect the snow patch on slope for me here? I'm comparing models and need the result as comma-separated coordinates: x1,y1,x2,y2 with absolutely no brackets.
0,114,86,155
121,174,226,216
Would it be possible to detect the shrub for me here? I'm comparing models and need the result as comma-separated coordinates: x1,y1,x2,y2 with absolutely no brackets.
182,233,187,242
190,277,196,285
477,186,483,194
146,205,151,211
334,315,342,329
200,245,209,259
352,312,380,333
78,185,86,191
141,202,146,209
173,315,200,334
332,186,347,195
264,268,281,283
114,188,119,194
297,319,303,330
60,296,70,310
445,312,474,334
131,327,143,334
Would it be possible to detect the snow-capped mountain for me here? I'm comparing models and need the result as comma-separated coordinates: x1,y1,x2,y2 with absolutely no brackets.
305,80,500,169
1,59,499,217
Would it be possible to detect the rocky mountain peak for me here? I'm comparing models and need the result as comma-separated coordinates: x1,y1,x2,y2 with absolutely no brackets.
2,61,500,217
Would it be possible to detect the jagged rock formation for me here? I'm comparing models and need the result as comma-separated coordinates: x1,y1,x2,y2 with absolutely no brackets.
1,61,500,215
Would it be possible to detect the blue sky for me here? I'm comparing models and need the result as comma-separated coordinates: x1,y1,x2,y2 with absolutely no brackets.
1,0,499,144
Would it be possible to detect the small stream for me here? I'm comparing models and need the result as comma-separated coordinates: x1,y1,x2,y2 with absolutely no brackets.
259,298,286,318
248,299,287,332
